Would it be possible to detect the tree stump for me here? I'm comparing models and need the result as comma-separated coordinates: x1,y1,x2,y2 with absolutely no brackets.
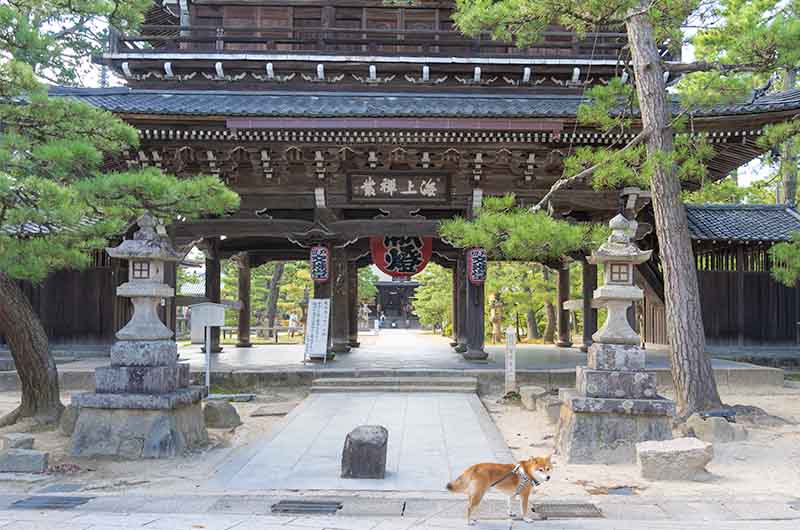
341,425,388,479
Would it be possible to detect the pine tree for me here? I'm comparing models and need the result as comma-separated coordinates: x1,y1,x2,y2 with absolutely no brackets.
0,1,239,425
450,0,800,416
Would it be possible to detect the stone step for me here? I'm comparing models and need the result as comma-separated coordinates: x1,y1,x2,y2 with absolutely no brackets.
311,376,477,393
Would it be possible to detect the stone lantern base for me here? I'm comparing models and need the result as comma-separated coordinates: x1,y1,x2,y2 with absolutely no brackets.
554,342,675,464
70,340,208,459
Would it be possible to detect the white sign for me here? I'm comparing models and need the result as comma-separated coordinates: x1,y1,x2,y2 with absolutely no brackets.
304,298,331,361
505,326,517,394
189,302,226,328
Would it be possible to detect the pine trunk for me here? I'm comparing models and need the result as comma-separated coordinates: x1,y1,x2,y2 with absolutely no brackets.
265,262,285,337
0,273,64,425
626,4,722,417
543,301,556,344
526,309,541,339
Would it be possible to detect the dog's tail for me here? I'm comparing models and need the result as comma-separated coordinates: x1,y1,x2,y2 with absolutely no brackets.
446,473,467,493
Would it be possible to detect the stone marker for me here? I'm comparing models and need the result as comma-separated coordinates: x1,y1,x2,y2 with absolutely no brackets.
1,433,34,450
0,449,49,473
250,402,296,417
59,404,79,436
538,395,562,425
341,425,388,479
636,438,713,481
686,414,747,443
204,401,242,429
519,386,548,411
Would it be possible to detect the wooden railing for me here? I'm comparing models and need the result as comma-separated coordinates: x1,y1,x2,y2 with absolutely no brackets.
110,25,629,59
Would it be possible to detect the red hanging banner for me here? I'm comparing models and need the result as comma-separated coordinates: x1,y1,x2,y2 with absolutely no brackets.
370,236,433,278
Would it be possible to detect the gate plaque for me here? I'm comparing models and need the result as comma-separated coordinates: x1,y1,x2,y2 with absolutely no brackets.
349,172,448,203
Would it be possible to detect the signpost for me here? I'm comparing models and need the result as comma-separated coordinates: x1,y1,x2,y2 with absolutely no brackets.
304,298,331,363
189,302,226,391
505,325,517,394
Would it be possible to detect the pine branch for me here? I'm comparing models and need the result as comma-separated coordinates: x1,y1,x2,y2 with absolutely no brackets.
529,129,649,212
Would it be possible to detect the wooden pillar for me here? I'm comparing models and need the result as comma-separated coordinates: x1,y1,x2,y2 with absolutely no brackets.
329,245,351,354
204,237,222,353
454,254,468,352
463,257,486,360
581,260,598,352
348,261,359,348
737,245,745,346
450,264,459,346
236,253,252,348
556,263,572,347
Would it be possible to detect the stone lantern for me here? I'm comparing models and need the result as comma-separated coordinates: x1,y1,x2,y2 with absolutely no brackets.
556,214,674,464
588,214,652,346
70,213,208,459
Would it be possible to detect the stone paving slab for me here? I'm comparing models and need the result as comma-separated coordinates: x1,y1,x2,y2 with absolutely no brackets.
206,392,513,492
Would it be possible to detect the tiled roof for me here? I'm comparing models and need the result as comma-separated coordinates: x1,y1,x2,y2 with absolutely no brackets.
685,204,800,242
48,86,800,119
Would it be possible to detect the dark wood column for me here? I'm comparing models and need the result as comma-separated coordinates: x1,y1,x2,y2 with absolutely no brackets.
463,256,487,360
348,261,360,348
450,265,459,347
454,254,468,352
204,237,222,353
556,262,573,347
737,245,745,346
329,245,351,354
581,259,598,352
236,253,252,348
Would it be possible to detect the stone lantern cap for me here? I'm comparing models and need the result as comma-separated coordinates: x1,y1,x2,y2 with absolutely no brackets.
587,214,652,266
106,213,181,262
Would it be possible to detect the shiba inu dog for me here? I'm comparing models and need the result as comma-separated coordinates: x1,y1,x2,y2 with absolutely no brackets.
446,455,552,525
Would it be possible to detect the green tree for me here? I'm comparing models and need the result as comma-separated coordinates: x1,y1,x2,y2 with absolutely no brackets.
0,1,239,425
412,263,453,331
358,267,379,305
450,0,800,417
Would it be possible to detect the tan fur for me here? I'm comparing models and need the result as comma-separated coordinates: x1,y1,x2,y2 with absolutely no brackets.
446,455,552,525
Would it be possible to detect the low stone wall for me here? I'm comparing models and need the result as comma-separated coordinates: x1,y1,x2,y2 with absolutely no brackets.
0,365,784,394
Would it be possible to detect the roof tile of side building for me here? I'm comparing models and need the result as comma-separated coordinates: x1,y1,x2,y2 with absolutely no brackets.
48,86,800,119
685,204,800,242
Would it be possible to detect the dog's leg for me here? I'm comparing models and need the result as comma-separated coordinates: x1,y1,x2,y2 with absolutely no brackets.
521,489,533,523
506,496,515,518
467,489,485,526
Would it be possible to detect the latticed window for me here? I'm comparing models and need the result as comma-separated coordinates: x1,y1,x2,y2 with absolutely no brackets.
132,261,151,279
610,263,630,283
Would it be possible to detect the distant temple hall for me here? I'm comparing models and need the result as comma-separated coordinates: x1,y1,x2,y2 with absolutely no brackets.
3,1,799,354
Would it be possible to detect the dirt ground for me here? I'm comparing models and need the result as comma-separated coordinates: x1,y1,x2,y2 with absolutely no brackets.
0,384,798,501
0,388,308,493
485,383,800,500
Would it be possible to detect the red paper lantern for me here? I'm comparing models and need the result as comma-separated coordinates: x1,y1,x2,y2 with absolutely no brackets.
467,247,488,285
370,236,432,278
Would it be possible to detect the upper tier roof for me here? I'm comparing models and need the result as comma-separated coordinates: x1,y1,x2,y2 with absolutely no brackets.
48,86,800,119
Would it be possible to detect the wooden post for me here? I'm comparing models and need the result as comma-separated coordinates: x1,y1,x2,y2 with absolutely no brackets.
464,256,487,360
556,263,572,347
329,245,351,354
205,237,222,353
737,245,745,346
451,264,459,346
348,261,360,348
455,253,468,352
581,260,598,352
236,253,252,348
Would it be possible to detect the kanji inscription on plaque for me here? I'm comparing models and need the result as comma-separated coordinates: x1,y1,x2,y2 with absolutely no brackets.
350,174,447,202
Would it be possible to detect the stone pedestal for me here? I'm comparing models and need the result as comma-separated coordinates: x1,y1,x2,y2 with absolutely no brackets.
555,215,675,464
341,425,388,479
71,340,208,458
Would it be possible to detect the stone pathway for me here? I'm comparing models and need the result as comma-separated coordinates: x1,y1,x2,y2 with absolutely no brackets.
205,392,512,491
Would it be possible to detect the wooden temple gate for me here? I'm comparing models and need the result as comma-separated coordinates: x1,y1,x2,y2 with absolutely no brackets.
12,1,800,355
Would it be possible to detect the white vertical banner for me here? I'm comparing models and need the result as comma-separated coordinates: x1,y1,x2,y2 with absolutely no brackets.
505,326,517,394
304,298,331,362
